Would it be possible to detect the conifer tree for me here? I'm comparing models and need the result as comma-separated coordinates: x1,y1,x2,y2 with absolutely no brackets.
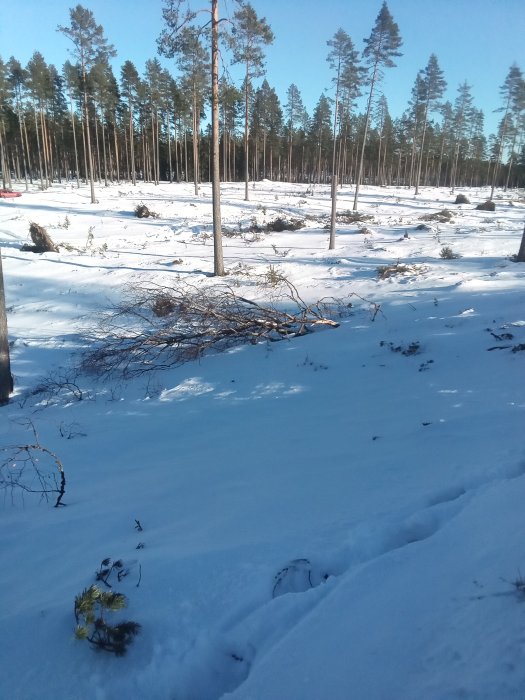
158,0,224,276
414,54,446,194
229,2,273,201
220,79,242,181
0,58,13,190
7,58,31,189
63,60,82,186
251,79,282,179
490,63,523,199
120,61,140,184
90,60,119,185
326,28,362,248
285,84,307,182
375,94,392,185
449,81,474,191
309,94,332,185
353,1,402,210
504,74,525,190
160,24,208,194
26,52,53,190
58,5,116,203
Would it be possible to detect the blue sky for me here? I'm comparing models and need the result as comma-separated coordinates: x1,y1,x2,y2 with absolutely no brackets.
1,0,523,135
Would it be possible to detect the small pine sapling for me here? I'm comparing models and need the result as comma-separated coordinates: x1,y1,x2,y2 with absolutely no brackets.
74,585,140,656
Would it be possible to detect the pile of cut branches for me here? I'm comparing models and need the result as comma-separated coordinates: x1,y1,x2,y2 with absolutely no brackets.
82,280,347,377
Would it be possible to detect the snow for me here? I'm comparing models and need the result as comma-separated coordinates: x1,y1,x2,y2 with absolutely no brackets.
1,180,525,699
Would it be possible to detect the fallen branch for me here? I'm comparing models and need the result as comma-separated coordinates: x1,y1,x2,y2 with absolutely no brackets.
1,421,66,507
81,280,354,378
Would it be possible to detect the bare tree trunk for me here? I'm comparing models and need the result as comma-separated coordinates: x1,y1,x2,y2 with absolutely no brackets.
113,121,120,183
0,249,13,405
243,62,250,201
192,90,199,195
129,107,136,185
329,72,340,250
33,103,45,190
517,223,525,262
211,0,224,276
415,104,429,195
353,65,378,210
83,82,97,203
15,97,29,191
69,95,81,188
93,110,102,184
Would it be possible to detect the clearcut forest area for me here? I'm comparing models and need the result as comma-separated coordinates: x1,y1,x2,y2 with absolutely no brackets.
1,179,525,700
1,1,525,698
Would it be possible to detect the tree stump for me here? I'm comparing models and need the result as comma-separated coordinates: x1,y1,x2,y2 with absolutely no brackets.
475,200,495,211
21,223,59,253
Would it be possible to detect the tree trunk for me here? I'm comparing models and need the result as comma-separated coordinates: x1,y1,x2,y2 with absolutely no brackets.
517,223,525,262
0,249,13,405
211,0,224,276
329,69,340,250
414,103,429,195
69,95,81,188
243,62,250,201
83,81,97,203
353,64,378,210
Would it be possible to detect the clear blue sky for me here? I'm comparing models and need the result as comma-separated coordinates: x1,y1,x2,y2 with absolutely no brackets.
1,0,523,136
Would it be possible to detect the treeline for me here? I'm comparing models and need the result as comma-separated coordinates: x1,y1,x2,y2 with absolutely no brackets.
0,2,524,194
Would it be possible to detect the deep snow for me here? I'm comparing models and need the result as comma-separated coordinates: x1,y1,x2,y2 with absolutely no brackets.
1,180,524,700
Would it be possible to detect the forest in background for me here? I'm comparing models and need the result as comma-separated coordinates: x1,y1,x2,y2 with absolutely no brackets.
0,1,524,194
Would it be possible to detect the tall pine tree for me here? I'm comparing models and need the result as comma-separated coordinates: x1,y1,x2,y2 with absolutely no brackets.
414,54,446,194
326,28,362,248
353,2,402,210
228,2,273,201
58,5,116,203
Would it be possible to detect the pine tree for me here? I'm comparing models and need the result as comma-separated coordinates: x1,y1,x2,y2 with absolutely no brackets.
490,63,523,199
74,584,140,656
504,74,525,190
229,2,273,201
414,54,446,194
63,60,82,186
26,52,54,190
158,0,224,276
220,80,242,181
449,82,474,190
7,57,31,189
374,94,392,185
285,84,307,182
309,94,332,185
0,57,14,190
144,58,164,185
251,79,282,180
161,25,209,194
90,60,119,186
353,1,402,210
120,61,140,184
326,28,362,248
58,5,116,203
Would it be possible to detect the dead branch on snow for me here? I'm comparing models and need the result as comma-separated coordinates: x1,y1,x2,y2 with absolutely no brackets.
81,280,352,378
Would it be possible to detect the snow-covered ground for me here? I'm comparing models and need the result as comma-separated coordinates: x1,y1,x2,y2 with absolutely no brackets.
1,180,524,700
